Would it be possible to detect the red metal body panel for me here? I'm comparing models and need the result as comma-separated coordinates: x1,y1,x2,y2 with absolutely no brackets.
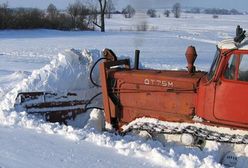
113,70,205,125
99,59,131,125
214,79,248,125
196,76,216,121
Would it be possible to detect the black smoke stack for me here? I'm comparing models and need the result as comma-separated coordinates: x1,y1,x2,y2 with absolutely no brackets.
134,50,140,70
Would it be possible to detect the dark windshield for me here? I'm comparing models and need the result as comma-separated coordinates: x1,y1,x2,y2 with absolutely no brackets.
208,49,220,80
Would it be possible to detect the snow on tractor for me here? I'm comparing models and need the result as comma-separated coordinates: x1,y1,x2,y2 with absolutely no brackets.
15,26,248,147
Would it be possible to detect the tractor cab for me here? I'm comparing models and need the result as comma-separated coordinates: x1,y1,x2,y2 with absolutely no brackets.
208,39,248,82
207,25,248,82
197,28,248,128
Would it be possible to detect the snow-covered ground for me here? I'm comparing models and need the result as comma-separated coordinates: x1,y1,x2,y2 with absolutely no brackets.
1,13,248,167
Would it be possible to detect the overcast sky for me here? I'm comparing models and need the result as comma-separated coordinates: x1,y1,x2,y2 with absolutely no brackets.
1,0,248,11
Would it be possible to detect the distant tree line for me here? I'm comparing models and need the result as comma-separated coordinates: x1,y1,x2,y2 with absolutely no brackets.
204,8,242,15
0,1,138,31
0,2,98,30
146,3,181,18
122,5,136,18
186,8,243,15
146,4,243,19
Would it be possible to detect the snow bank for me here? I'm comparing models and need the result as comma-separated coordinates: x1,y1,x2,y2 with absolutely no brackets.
0,71,30,100
84,126,225,168
84,109,105,132
0,48,101,118
0,108,227,168
0,48,105,142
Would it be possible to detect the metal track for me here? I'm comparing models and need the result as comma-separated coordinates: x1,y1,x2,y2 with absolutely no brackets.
14,92,89,123
123,121,248,144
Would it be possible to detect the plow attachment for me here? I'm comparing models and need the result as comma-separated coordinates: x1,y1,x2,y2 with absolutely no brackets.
14,92,90,124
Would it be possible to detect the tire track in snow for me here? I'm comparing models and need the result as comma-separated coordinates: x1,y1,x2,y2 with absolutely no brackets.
177,35,218,44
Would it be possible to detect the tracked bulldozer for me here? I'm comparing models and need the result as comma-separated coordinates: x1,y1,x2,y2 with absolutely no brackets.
15,26,248,146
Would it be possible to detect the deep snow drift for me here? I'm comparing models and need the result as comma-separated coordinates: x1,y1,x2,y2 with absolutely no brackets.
0,48,102,128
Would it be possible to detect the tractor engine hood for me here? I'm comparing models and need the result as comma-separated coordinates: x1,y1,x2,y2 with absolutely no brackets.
108,69,206,124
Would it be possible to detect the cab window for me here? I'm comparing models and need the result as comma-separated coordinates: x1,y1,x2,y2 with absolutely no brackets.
238,55,248,81
224,54,248,82
224,55,236,80
208,49,220,80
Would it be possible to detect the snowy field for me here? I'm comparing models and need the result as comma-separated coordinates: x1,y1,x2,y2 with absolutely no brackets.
1,13,248,167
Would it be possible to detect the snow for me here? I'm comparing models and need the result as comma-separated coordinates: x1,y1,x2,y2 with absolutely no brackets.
0,125,159,168
0,12,248,168
218,38,248,50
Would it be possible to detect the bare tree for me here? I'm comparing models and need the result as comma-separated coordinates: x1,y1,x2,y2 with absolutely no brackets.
122,5,135,18
67,1,93,30
147,9,157,18
87,5,98,30
0,2,9,28
92,0,107,32
105,0,115,19
28,8,45,28
172,3,181,18
67,1,82,29
164,10,170,17
47,3,58,20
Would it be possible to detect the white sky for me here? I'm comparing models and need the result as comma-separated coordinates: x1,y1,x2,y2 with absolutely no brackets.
0,0,248,11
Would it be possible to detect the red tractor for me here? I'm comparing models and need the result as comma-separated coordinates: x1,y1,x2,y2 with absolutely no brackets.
15,26,248,145
99,26,248,145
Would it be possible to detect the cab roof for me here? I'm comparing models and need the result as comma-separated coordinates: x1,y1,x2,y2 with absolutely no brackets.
217,38,248,50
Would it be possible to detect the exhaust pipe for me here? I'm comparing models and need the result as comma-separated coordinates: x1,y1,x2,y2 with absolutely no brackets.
185,46,197,74
134,50,140,70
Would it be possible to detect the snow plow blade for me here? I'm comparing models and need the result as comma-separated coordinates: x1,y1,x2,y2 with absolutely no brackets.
14,92,89,124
